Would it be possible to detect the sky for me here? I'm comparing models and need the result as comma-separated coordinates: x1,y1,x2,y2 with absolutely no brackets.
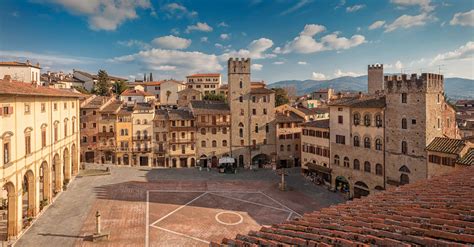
0,0,473,83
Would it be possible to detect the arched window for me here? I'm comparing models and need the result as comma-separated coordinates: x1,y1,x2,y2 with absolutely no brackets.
239,96,243,102
222,140,227,147
239,128,243,137
375,138,382,150
353,113,360,126
136,119,141,125
239,81,243,88
334,155,340,166
201,141,206,147
401,141,407,154
353,136,360,147
143,119,148,124
353,159,360,170
109,126,113,132
222,128,227,134
343,157,350,167
280,145,284,151
212,140,217,147
287,145,291,151
255,124,259,133
364,137,371,148
143,130,148,138
375,114,382,127
136,130,141,138
201,128,206,135
211,128,217,134
375,163,383,176
364,114,371,126
102,126,106,133
364,161,371,173
402,118,407,129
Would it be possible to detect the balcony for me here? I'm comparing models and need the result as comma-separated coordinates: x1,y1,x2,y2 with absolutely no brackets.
98,131,115,138
133,136,151,141
154,148,167,155
169,126,196,131
196,121,230,127
98,145,116,150
116,147,130,152
169,138,195,144
131,148,152,152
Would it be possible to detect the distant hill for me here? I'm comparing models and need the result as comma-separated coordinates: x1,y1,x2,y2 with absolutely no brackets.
269,76,474,100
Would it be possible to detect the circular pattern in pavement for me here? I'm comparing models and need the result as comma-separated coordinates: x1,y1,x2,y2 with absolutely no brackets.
215,211,244,226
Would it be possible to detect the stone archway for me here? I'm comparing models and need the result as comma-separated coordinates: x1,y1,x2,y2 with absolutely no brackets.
3,182,19,240
63,148,71,182
23,170,36,218
52,153,62,196
354,181,370,199
39,161,51,205
71,144,78,176
252,153,270,168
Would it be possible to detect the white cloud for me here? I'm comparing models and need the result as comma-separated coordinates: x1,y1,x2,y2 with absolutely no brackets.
334,69,362,77
44,0,152,31
220,33,230,40
117,39,151,50
450,10,474,27
273,61,285,65
384,13,435,32
390,0,434,12
162,3,197,19
298,61,307,65
346,4,365,13
280,0,313,15
274,24,365,54
321,33,366,50
312,72,326,80
218,22,229,27
369,20,386,30
110,48,222,77
251,64,263,71
200,37,208,42
185,22,213,33
220,38,275,60
431,41,474,64
300,24,326,36
152,35,191,50
170,28,180,35
0,50,92,66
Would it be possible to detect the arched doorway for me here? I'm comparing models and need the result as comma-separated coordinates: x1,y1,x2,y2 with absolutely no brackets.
52,153,62,196
400,174,410,185
63,148,71,182
71,144,78,176
23,171,36,218
211,156,218,168
2,182,19,240
238,155,244,167
199,155,207,167
123,154,130,166
39,161,51,206
252,154,270,168
335,176,349,193
354,181,370,198
190,158,195,167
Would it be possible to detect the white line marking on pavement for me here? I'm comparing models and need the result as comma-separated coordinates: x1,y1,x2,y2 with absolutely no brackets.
145,190,149,247
150,225,210,244
149,192,208,226
208,192,291,213
261,192,303,217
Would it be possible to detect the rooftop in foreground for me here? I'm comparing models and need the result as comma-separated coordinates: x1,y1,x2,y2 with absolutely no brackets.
215,167,474,246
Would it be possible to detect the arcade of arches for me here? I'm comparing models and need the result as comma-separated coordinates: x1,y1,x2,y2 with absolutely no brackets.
0,145,79,241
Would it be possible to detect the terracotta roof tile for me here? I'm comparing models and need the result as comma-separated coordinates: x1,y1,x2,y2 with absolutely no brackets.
186,73,220,77
215,167,474,246
329,96,386,108
250,87,274,94
0,61,41,69
301,119,330,128
121,89,154,97
190,100,230,114
0,79,81,98
275,111,305,123
426,137,466,155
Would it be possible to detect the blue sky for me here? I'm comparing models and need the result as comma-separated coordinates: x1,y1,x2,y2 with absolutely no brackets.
0,0,473,82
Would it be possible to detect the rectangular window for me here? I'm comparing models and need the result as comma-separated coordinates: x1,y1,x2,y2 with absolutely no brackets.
41,103,46,112
25,135,31,155
54,103,58,110
336,135,346,144
24,104,30,114
3,142,10,164
252,109,256,115
338,116,343,124
402,93,407,103
42,129,46,147
54,125,58,142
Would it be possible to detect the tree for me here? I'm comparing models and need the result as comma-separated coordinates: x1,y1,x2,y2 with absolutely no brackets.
113,80,128,95
72,86,90,94
143,73,146,82
273,87,290,106
149,72,153,82
203,92,226,102
93,70,111,96
166,90,172,104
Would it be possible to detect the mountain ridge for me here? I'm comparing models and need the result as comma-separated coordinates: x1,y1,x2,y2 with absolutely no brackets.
269,76,474,100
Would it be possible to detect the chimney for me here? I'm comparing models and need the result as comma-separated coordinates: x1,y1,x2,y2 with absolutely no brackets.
26,60,31,65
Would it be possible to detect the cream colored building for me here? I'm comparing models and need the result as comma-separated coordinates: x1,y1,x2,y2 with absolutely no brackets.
301,119,331,183
167,109,196,167
190,101,231,167
275,104,305,168
120,89,155,104
0,79,80,241
185,73,221,95
131,103,155,166
160,80,186,106
0,61,41,85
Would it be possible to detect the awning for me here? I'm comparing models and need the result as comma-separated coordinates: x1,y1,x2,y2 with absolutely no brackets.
219,157,235,164
307,163,332,174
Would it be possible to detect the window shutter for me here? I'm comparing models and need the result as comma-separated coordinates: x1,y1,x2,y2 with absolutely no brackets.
9,106,13,114
0,107,3,116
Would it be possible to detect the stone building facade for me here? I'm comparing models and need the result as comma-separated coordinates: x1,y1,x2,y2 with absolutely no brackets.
97,100,122,164
275,105,305,168
131,103,155,166
301,119,331,182
167,109,196,168
115,108,132,166
185,73,221,95
228,58,276,168
0,80,80,240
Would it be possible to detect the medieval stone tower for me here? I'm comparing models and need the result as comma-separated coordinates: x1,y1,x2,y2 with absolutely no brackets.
368,64,384,94
228,58,276,167
383,73,445,186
